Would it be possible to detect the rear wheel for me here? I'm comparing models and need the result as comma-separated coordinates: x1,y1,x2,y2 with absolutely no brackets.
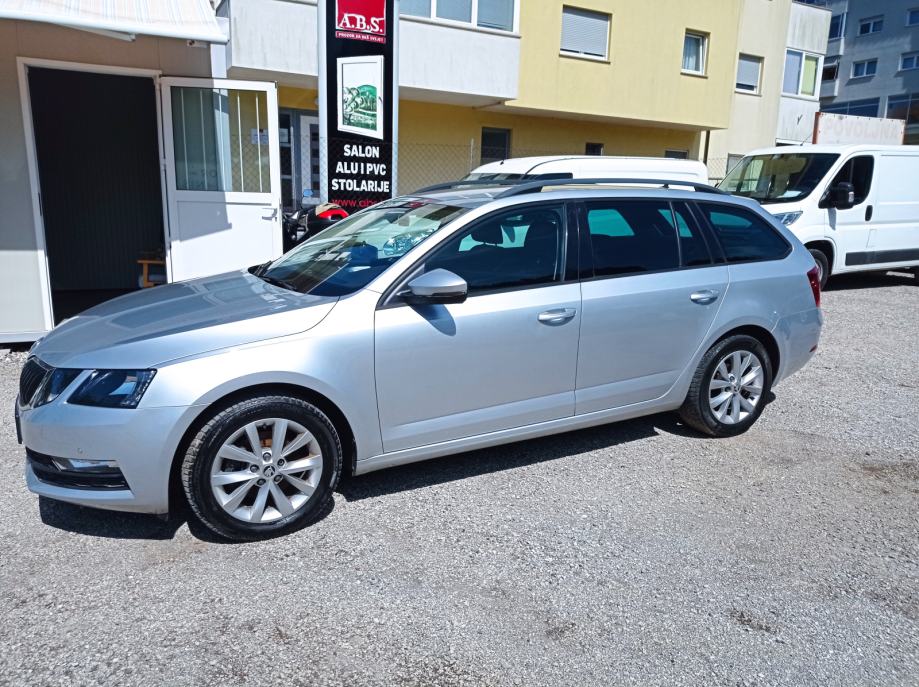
678,335,773,438
808,248,830,289
181,395,342,541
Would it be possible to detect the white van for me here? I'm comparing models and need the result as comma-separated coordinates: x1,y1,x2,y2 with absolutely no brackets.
465,155,709,183
718,144,919,286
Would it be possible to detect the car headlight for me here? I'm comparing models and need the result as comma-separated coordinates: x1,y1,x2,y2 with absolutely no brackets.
33,368,82,408
773,211,802,226
69,369,156,408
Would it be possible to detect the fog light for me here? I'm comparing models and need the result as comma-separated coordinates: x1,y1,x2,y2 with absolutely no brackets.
50,457,119,473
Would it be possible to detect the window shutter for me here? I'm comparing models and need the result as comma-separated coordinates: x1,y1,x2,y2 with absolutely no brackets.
736,55,761,90
478,0,514,31
561,7,609,58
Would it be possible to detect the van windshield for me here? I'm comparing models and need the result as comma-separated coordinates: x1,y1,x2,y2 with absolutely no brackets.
718,153,839,204
258,199,467,296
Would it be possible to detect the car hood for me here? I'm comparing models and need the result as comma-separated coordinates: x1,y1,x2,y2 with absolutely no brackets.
32,270,338,369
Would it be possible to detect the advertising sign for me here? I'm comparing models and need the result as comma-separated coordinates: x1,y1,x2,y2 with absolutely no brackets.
319,0,397,210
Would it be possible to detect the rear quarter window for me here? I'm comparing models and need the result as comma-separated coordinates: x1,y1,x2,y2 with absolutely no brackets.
698,203,790,263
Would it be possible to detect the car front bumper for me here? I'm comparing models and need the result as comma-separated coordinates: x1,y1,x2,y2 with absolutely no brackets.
19,399,199,515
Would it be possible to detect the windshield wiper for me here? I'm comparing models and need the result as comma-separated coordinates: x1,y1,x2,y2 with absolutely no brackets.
258,274,301,292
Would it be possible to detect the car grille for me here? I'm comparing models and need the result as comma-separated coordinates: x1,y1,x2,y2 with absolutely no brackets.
19,357,49,407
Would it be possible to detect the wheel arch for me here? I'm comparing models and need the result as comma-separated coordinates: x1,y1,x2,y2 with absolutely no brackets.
167,383,357,512
714,324,780,378
804,239,836,274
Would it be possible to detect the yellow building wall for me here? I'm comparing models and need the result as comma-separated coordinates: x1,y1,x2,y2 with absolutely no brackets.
509,0,741,130
397,100,700,193
276,88,701,195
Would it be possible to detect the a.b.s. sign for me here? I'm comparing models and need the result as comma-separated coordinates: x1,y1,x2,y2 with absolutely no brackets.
320,0,397,209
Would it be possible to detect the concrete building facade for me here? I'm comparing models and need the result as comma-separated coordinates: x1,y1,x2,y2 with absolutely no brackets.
819,0,919,143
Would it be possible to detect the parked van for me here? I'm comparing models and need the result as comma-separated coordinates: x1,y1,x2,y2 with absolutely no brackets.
718,145,919,287
465,156,709,183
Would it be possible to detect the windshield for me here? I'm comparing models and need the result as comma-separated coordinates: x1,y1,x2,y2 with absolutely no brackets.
260,200,468,296
718,153,839,203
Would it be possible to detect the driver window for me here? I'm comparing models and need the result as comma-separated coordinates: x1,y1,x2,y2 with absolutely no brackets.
424,206,565,294
829,156,874,205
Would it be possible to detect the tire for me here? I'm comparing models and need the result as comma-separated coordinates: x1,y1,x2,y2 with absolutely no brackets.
678,335,774,438
808,248,830,289
181,395,342,541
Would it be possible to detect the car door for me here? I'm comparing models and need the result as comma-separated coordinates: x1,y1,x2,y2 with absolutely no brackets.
374,203,580,453
824,154,876,269
864,153,919,266
575,198,729,414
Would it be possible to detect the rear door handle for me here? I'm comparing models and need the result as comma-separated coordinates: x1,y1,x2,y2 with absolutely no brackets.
538,308,577,325
690,289,719,305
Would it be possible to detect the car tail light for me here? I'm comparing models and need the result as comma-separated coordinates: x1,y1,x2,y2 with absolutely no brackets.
807,266,821,308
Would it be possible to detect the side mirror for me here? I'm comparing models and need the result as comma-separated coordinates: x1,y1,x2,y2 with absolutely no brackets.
403,269,468,305
823,181,856,209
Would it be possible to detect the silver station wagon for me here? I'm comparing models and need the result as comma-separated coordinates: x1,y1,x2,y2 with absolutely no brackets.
18,178,823,540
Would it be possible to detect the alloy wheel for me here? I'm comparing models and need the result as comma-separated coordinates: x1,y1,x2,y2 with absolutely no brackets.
708,350,764,425
210,418,323,523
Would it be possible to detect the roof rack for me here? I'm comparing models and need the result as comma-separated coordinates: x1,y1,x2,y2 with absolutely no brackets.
495,177,727,198
413,177,727,197
413,178,521,193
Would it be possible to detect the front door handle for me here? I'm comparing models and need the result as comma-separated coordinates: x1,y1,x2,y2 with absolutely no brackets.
865,205,873,222
690,289,720,305
538,308,577,325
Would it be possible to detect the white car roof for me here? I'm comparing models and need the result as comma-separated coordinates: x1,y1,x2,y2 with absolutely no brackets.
744,144,919,156
471,155,707,176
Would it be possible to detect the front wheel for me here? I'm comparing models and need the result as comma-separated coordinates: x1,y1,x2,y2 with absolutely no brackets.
808,248,830,289
678,335,773,438
181,395,342,541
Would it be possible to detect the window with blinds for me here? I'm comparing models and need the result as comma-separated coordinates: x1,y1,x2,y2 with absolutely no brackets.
736,54,762,93
560,6,610,59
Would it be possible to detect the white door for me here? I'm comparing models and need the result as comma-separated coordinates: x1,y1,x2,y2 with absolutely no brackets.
160,78,282,281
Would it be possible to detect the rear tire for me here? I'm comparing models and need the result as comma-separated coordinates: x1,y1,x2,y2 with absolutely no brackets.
808,248,830,289
678,335,773,438
181,395,342,541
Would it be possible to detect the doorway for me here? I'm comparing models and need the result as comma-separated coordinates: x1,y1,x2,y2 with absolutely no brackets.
278,108,320,212
27,67,165,322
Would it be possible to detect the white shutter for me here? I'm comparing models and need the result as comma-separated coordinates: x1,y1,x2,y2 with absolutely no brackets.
736,55,761,91
561,7,609,59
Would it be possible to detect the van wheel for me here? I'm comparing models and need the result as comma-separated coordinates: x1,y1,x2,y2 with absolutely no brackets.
808,248,830,289
678,335,773,438
181,395,342,541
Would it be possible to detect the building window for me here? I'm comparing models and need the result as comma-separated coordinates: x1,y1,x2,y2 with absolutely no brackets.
477,0,515,31
822,56,840,81
858,16,884,35
585,142,604,156
852,59,878,78
822,98,880,117
736,54,763,93
783,50,820,96
829,13,846,40
909,8,919,26
682,31,708,75
481,127,511,164
664,149,689,159
887,93,919,121
901,52,919,71
401,0,515,32
560,6,610,59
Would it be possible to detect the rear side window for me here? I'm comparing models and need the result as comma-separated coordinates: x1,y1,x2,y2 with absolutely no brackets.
585,201,679,276
699,203,790,263
828,155,874,205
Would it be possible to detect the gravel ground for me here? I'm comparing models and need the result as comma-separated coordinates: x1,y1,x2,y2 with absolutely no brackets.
0,271,917,686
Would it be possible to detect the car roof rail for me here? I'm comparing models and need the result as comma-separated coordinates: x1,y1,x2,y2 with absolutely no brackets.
494,177,728,198
413,178,523,193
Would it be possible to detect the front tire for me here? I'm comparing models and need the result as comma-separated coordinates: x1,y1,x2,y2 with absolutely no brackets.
181,395,342,541
808,248,830,289
678,335,773,438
